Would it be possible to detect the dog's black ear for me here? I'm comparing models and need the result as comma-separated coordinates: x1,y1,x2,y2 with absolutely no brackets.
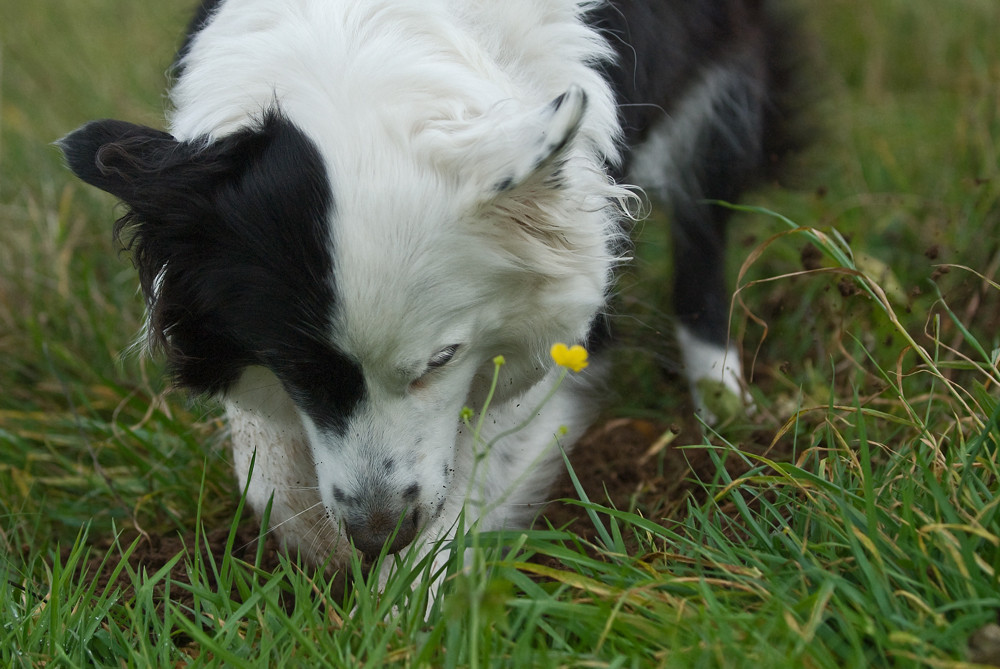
59,113,337,397
58,120,182,203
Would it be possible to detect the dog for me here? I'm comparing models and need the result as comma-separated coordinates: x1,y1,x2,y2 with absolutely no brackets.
60,0,795,583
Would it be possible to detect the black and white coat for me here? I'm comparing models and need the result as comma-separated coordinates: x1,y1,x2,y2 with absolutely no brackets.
62,0,795,581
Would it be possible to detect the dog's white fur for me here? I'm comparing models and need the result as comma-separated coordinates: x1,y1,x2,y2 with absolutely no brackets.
173,0,634,574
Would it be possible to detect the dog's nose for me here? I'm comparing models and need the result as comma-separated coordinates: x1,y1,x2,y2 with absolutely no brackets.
345,504,420,557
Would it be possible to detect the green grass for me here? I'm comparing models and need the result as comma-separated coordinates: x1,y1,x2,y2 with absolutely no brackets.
2,0,999,666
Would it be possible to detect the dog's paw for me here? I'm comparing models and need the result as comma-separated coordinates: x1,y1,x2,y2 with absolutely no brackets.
693,376,753,426
676,325,754,426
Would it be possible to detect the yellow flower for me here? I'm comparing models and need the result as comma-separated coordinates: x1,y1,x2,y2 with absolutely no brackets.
550,343,589,372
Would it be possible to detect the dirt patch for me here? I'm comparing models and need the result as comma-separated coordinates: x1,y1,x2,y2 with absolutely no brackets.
542,413,782,545
544,417,684,530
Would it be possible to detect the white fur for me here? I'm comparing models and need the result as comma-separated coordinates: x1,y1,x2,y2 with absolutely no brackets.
627,59,764,200
674,324,752,425
628,66,727,198
171,0,634,590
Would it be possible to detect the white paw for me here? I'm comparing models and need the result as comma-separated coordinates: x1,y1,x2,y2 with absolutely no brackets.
675,325,754,425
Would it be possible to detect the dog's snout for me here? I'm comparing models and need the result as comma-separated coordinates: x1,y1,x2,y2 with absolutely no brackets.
345,498,421,557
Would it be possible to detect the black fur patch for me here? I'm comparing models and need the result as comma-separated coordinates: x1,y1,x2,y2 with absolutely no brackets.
587,0,802,179
60,112,365,432
588,1,749,168
587,0,804,345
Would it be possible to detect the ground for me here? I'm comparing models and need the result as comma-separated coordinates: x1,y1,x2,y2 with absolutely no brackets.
66,392,784,614
68,416,676,603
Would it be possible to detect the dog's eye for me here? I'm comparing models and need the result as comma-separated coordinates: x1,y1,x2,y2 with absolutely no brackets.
426,344,460,370
410,345,462,391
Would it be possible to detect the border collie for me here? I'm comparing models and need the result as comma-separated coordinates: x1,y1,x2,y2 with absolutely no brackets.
61,0,795,581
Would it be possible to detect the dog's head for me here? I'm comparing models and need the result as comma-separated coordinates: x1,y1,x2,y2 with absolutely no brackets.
60,86,623,556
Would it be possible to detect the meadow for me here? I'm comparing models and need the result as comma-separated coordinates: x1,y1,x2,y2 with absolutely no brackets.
1,0,999,666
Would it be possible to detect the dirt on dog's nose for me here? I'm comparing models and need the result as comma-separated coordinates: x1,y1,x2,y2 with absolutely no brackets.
346,505,420,557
